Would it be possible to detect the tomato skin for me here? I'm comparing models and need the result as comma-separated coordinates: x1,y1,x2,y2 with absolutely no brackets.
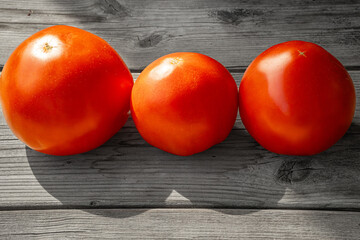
0,25,133,155
131,52,238,156
239,41,356,155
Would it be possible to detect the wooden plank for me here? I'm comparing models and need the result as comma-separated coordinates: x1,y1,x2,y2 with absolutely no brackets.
0,209,359,239
0,0,359,70
1,124,359,209
0,70,359,210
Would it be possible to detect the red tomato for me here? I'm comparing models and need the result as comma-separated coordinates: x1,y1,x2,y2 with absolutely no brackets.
131,52,238,156
0,25,133,155
239,41,356,155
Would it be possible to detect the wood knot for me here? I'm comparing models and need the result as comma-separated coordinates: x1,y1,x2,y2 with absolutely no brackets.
99,0,130,17
209,8,265,25
90,200,100,207
275,159,312,184
137,33,164,48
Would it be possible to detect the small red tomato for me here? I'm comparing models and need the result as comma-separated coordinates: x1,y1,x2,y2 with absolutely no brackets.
239,41,356,155
0,25,133,155
131,52,238,156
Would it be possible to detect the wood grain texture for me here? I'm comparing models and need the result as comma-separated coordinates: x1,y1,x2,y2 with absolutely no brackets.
0,72,359,210
0,0,359,70
1,0,359,238
0,209,359,239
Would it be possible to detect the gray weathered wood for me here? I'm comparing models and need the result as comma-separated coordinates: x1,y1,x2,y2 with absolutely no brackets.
0,71,359,210
0,0,359,70
0,0,359,238
0,209,359,239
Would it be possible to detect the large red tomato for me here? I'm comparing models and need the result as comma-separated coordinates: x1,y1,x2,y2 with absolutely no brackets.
131,52,238,156
239,41,356,155
0,25,133,155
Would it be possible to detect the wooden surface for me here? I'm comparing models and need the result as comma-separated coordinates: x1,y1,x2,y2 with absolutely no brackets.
1,71,360,211
0,0,360,71
1,209,360,239
0,0,360,239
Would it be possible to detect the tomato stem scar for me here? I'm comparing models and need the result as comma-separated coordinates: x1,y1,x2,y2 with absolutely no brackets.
43,42,53,53
297,50,307,57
